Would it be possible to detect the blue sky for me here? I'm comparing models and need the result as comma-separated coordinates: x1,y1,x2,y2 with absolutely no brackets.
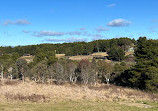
0,0,158,46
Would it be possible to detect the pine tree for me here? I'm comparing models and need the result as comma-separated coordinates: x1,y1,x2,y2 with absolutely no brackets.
123,37,158,92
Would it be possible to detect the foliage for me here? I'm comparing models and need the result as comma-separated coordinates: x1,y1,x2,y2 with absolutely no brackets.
53,62,65,84
97,60,114,84
33,51,57,66
16,58,30,80
108,47,125,61
31,60,48,83
118,37,158,92
0,38,137,87
0,38,134,57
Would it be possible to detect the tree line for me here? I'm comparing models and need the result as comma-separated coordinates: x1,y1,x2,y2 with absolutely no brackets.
0,37,135,57
0,37,133,84
0,54,128,85
1,37,158,93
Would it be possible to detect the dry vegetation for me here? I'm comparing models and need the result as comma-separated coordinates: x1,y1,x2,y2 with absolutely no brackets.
125,51,134,56
68,52,108,61
68,55,93,61
21,56,34,63
0,79,158,103
0,79,158,111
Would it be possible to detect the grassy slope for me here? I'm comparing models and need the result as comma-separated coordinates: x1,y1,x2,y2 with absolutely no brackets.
0,101,158,111
0,80,158,111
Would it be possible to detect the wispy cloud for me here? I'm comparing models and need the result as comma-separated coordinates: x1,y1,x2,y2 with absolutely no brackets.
66,31,82,35
92,34,106,38
107,4,116,7
24,30,92,37
22,30,31,34
3,19,30,26
95,26,110,32
33,31,65,37
45,37,88,42
107,18,131,27
22,30,106,42
80,27,86,30
152,19,158,23
149,25,158,32
32,31,83,37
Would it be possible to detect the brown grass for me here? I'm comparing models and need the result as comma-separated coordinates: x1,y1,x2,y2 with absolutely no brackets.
69,55,93,61
0,80,158,103
5,93,46,102
68,52,108,61
125,51,134,56
91,52,108,56
55,54,65,58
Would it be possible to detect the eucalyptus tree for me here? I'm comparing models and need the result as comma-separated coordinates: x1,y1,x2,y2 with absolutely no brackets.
77,59,96,85
16,58,30,82
53,62,64,85
97,60,113,84
0,54,13,80
66,62,78,84
31,60,48,83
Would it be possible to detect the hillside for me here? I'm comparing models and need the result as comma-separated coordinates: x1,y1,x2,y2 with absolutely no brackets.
0,80,158,111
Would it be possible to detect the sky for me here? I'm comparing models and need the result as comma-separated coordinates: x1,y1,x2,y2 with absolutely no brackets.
0,0,158,46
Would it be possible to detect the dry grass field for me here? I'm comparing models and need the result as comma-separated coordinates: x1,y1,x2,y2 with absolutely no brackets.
125,51,134,56
0,80,158,111
68,55,93,61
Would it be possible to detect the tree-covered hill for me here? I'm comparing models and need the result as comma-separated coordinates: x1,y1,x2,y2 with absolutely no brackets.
1,37,158,93
0,37,135,57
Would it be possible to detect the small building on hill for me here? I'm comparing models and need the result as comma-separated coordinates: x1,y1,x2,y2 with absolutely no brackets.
125,47,135,56
128,47,134,52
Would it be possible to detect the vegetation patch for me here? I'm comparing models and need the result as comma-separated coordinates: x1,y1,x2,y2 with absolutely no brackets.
5,93,46,102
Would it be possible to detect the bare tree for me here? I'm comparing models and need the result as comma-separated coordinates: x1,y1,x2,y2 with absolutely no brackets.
89,59,98,85
8,67,13,81
0,54,11,80
53,62,64,85
67,62,78,84
78,59,96,85
0,64,4,80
